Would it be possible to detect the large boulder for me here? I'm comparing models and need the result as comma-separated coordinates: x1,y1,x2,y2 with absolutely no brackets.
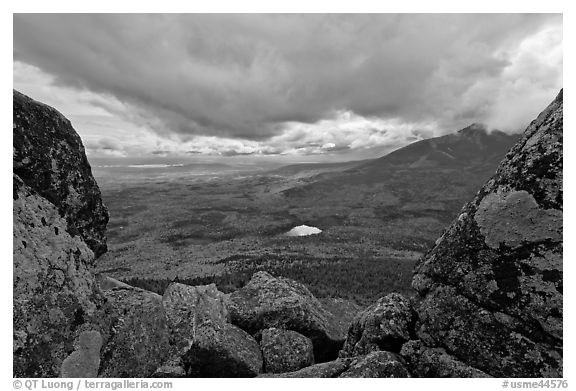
161,282,262,377
411,90,563,377
162,283,230,340
13,175,102,377
96,285,172,377
13,90,108,257
260,328,314,373
340,293,414,357
228,271,343,362
185,320,263,377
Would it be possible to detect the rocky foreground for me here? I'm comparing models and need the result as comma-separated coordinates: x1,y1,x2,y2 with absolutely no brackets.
13,89,563,377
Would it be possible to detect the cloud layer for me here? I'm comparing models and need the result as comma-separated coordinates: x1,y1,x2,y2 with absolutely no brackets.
13,14,562,159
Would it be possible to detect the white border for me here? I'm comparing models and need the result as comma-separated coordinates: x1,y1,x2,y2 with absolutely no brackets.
2,2,572,390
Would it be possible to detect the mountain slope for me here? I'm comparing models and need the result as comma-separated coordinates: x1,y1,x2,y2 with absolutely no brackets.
280,124,521,252
356,124,518,171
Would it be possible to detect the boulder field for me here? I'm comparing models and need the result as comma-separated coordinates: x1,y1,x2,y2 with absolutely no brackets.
13,89,563,377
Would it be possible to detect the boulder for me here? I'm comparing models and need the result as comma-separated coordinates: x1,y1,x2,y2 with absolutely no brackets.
184,320,263,377
13,90,109,257
400,340,490,377
339,351,410,378
161,282,261,377
340,293,414,357
258,358,353,378
96,286,172,377
13,175,102,377
228,271,342,361
162,282,230,338
261,328,314,373
411,90,563,377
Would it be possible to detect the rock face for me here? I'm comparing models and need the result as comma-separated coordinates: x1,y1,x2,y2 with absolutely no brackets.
13,175,103,377
228,271,344,362
340,293,414,357
13,90,108,257
261,328,315,373
411,90,563,377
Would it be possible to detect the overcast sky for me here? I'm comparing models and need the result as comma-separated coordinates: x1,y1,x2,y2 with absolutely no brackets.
13,14,562,162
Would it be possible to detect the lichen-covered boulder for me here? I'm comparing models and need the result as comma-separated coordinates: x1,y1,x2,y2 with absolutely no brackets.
13,90,108,257
13,175,102,377
96,286,172,377
261,328,314,373
412,90,563,377
258,358,354,378
160,282,261,377
340,293,414,357
400,340,490,377
339,351,410,378
184,320,263,377
162,282,230,342
228,271,343,362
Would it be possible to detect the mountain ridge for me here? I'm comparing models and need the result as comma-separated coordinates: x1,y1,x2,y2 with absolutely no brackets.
352,123,520,173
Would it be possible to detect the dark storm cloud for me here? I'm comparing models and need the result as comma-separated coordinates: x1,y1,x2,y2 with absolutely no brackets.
13,14,562,141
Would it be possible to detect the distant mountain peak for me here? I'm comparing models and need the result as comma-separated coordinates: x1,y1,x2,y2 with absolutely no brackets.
354,123,520,172
457,123,514,138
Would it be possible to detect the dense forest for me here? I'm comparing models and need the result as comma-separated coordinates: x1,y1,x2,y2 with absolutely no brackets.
122,254,417,306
